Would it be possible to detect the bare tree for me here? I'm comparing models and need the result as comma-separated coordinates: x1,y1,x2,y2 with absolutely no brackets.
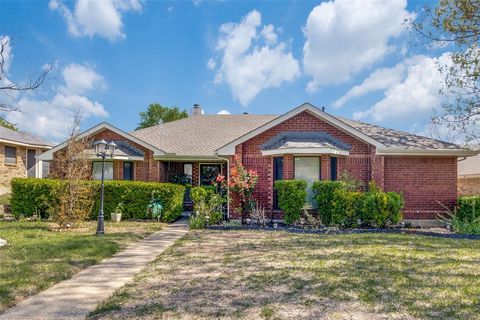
0,35,54,112
50,113,96,227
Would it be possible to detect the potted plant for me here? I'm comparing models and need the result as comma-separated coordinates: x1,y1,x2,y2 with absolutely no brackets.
111,202,124,222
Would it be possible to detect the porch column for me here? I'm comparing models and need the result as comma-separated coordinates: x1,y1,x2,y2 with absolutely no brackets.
321,155,330,180
283,154,294,179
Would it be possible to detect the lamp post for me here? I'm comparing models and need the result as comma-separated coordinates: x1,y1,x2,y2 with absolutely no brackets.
94,139,117,236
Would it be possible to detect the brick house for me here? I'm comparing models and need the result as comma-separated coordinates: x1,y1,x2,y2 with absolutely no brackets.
0,126,52,189
38,103,477,223
457,146,480,196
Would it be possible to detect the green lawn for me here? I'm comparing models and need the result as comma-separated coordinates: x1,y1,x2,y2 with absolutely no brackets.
91,230,480,320
0,220,164,312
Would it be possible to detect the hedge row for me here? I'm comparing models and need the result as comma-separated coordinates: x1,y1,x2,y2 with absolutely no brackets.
457,196,480,223
10,178,185,222
312,181,404,228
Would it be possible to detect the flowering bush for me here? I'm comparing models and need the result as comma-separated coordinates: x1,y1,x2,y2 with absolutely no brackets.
220,157,259,224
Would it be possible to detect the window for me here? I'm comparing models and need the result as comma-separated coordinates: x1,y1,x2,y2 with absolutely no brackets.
330,157,338,181
294,157,320,205
92,162,113,180
123,162,134,180
184,163,193,179
5,146,16,165
200,164,221,186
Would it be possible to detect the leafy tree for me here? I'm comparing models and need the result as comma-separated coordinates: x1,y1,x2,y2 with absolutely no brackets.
136,103,188,129
413,0,480,141
0,116,17,131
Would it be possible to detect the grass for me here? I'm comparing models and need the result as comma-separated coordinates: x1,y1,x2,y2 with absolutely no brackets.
0,220,164,312
90,230,480,320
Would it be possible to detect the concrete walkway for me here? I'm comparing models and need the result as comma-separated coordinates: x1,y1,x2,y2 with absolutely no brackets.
0,218,188,320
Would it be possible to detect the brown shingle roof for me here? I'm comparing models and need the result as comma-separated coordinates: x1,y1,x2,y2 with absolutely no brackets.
131,115,277,157
130,113,466,157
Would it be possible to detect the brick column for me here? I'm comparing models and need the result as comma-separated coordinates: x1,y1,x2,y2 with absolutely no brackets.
321,155,330,180
371,155,385,189
283,154,294,179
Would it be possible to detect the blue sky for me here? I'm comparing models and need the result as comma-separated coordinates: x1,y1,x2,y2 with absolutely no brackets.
0,0,449,143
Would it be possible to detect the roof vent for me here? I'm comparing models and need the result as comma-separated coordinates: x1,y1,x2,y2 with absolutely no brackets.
242,112,249,115
321,106,326,112
192,104,203,116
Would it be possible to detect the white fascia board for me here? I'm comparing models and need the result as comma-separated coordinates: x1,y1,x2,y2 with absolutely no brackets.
38,122,166,161
377,148,479,157
261,148,349,156
154,154,226,162
216,102,385,156
0,138,52,150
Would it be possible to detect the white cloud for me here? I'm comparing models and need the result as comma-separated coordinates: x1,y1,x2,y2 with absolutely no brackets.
4,63,108,141
7,93,108,141
211,10,300,105
303,0,414,91
61,63,105,95
206,58,216,70
217,109,230,115
333,64,406,108
352,53,451,123
49,0,142,41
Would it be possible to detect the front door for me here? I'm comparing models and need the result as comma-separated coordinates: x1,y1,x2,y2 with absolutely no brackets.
273,157,283,209
27,149,36,177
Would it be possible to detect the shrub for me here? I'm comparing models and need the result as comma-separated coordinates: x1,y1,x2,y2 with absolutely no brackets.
360,183,404,227
457,196,480,223
11,178,185,222
274,180,307,224
312,181,346,225
437,202,480,235
331,189,363,228
189,186,224,229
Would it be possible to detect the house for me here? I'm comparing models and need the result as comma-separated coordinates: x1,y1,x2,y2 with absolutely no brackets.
0,126,52,190
38,103,477,223
458,146,480,196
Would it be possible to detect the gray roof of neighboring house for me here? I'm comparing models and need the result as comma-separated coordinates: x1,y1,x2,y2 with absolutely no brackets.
130,113,467,157
0,126,52,148
458,146,480,176
261,131,351,151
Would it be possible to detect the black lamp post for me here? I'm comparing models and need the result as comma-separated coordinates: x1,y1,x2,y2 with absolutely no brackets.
94,139,117,236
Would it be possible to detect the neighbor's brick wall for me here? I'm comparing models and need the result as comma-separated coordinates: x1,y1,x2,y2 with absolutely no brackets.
384,156,457,219
0,143,27,188
458,176,480,196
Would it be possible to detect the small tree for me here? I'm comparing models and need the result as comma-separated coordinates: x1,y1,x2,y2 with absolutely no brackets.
224,157,258,224
49,115,96,227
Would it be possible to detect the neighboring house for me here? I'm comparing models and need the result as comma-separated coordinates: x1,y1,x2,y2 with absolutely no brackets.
0,126,52,188
38,103,477,223
458,146,480,196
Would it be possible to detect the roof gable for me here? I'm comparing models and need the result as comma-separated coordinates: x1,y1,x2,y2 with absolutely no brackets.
38,122,165,161
216,102,385,156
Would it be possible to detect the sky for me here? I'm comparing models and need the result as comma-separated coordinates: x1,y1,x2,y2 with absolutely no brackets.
0,0,452,143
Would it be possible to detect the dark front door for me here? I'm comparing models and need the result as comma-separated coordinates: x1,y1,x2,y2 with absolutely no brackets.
123,162,134,180
273,157,283,210
27,149,36,177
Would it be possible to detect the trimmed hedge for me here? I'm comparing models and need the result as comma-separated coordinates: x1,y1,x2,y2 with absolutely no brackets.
457,196,480,223
274,180,307,224
11,178,185,222
312,180,403,227
312,181,346,225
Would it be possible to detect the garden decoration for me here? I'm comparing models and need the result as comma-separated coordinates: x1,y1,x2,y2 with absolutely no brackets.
147,196,163,222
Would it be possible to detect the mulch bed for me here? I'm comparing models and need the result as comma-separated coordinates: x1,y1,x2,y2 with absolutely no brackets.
207,224,480,240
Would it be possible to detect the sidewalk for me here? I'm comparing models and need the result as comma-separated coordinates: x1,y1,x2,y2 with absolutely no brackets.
0,218,188,320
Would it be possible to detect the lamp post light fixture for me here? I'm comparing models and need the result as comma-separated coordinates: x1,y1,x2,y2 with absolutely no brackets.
94,139,117,236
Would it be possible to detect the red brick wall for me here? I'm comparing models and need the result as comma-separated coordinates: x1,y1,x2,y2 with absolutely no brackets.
384,156,457,219
231,111,373,218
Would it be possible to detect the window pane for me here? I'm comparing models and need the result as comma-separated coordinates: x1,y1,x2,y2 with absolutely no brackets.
92,162,113,180
5,146,16,165
123,162,133,180
294,157,320,205
330,157,338,181
200,164,221,186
